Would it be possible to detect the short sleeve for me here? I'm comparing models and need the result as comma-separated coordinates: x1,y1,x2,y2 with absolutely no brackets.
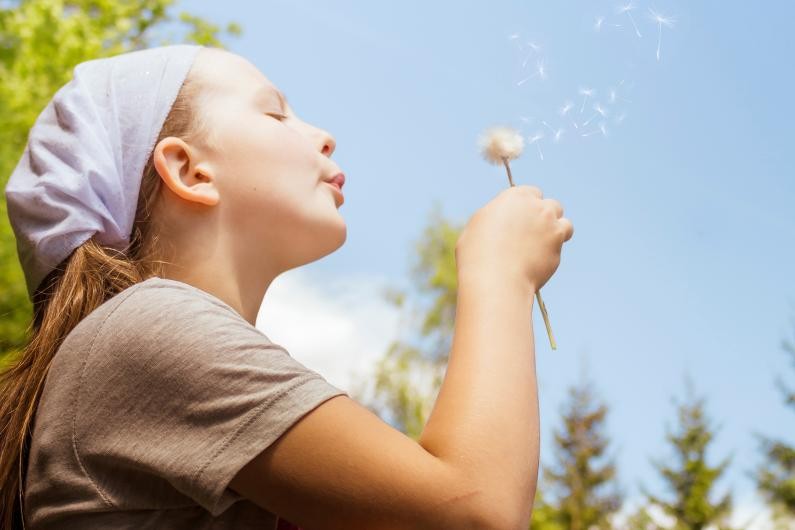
72,280,349,516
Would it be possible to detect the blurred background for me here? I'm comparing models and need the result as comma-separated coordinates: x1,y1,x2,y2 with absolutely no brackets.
1,1,792,528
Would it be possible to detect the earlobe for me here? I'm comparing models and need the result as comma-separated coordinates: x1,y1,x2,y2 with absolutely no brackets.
153,136,219,206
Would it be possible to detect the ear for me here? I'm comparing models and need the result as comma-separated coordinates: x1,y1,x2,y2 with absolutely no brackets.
152,136,220,206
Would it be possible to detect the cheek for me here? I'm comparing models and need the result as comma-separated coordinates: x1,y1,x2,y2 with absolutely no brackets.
217,127,327,231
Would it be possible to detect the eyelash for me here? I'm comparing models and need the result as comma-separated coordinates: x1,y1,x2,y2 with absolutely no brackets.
267,112,288,121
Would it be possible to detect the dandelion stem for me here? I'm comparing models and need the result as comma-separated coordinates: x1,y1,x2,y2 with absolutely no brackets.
502,158,515,187
535,289,556,350
501,158,557,350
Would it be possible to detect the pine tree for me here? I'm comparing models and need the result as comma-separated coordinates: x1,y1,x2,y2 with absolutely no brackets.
532,373,623,530
619,503,662,530
751,321,795,525
641,376,735,530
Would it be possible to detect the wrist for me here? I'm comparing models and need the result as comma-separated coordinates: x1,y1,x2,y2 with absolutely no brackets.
456,263,536,301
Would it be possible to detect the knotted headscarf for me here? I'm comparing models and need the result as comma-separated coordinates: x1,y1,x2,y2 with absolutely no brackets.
4,44,204,301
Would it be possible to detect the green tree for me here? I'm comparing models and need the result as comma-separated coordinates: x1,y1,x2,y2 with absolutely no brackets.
527,490,565,530
532,373,623,530
0,0,242,361
350,202,460,440
619,504,663,530
641,376,735,530
751,320,795,526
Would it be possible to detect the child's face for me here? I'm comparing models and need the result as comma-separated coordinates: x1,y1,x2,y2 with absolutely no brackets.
187,48,346,271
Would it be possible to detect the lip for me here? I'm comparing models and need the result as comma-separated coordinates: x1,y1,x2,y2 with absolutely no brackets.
326,172,345,189
324,181,344,207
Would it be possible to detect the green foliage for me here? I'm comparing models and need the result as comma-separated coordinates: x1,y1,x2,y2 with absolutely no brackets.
641,377,735,530
534,376,623,530
352,202,463,439
0,0,241,360
752,323,795,525
528,490,566,530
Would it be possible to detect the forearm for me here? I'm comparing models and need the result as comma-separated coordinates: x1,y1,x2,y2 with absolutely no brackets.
418,270,539,526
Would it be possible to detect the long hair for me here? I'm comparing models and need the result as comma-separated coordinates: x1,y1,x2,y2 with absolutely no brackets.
0,66,209,529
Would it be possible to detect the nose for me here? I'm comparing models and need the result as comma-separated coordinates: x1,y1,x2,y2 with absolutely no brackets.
318,129,336,157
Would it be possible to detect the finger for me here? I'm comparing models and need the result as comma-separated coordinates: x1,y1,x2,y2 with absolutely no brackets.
559,218,574,242
520,185,543,199
545,198,564,218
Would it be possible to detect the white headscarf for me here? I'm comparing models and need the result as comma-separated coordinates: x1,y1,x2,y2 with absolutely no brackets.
4,44,204,300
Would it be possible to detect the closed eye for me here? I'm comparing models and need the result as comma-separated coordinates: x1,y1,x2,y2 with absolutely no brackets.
266,112,288,121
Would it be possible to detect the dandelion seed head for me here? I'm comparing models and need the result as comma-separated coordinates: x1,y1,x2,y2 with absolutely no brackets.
478,126,524,164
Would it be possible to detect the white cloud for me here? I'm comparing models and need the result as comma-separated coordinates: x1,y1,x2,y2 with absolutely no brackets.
255,268,402,396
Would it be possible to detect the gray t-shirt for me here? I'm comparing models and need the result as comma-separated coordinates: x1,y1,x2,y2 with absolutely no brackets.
24,276,349,529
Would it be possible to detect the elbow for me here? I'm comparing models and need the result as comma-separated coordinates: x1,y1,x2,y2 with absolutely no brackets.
466,493,531,530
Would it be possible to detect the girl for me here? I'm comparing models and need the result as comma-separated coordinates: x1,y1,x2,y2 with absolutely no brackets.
0,44,573,529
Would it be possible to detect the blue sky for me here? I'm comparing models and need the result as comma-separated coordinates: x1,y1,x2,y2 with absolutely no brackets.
178,0,794,520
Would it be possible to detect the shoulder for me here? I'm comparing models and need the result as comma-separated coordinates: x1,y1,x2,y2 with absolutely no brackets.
103,276,276,342
78,277,287,376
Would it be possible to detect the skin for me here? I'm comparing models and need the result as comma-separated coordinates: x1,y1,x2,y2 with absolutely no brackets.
150,47,344,326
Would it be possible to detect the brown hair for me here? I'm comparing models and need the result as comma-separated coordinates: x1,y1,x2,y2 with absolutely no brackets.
0,57,211,529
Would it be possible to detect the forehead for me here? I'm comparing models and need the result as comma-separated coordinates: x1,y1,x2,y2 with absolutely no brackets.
198,49,281,102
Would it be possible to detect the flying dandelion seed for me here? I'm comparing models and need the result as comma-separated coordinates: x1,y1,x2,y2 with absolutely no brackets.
535,59,548,80
609,88,617,104
541,121,564,142
599,122,608,136
527,41,541,53
617,1,642,38
519,115,531,123
560,101,574,116
528,133,544,160
517,59,547,84
615,112,627,123
595,103,608,117
594,16,605,32
578,87,595,113
648,8,675,61
582,102,609,127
